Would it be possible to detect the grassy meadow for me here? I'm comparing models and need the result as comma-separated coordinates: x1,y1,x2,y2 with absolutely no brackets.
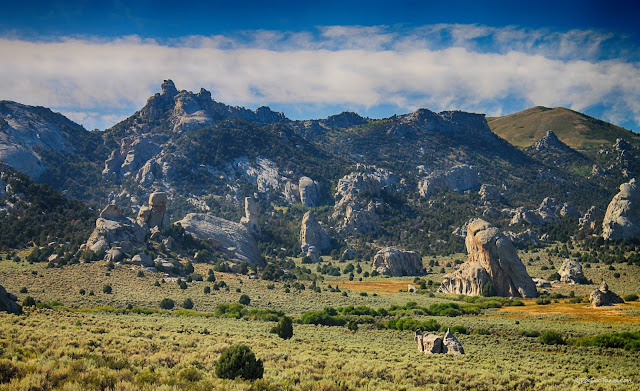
0,248,639,390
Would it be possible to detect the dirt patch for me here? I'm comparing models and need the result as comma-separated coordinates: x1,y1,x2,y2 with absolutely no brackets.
495,300,640,324
339,280,412,294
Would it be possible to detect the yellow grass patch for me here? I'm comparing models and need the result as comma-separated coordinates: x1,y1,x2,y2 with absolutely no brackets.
495,300,640,324
339,280,411,294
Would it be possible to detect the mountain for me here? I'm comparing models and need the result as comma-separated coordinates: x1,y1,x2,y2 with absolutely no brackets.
1,80,639,258
487,106,640,151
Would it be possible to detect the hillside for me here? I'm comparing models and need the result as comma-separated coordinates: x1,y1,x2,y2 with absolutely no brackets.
487,106,640,150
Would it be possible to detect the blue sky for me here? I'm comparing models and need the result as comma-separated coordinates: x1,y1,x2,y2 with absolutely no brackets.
1,0,639,132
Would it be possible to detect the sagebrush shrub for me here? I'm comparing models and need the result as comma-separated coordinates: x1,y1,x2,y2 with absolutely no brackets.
215,344,263,380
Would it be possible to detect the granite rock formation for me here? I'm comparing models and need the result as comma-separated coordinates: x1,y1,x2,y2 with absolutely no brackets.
440,219,537,298
300,211,331,253
372,247,423,277
559,259,587,284
0,284,22,315
590,281,624,307
240,197,260,235
418,164,479,198
177,213,261,265
602,178,640,240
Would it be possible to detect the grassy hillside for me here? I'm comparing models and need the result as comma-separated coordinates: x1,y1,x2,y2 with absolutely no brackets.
487,106,640,150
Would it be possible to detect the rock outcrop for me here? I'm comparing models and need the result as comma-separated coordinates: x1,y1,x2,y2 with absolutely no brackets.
590,281,624,307
510,197,577,226
333,165,402,234
240,197,260,235
602,178,640,240
85,204,148,253
478,184,502,204
300,211,331,253
0,284,22,315
147,192,170,230
0,101,86,179
558,259,587,284
418,164,479,198
414,329,464,355
503,229,540,246
372,247,423,277
579,206,604,230
298,176,319,207
440,219,537,298
177,213,261,265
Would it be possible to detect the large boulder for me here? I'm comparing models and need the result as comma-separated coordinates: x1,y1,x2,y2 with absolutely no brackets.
558,259,587,284
177,213,261,265
147,192,170,230
372,247,423,277
443,329,464,355
590,281,624,307
418,164,479,198
300,211,331,253
440,219,537,298
240,197,260,235
85,204,149,253
298,176,319,207
0,284,22,315
602,178,640,240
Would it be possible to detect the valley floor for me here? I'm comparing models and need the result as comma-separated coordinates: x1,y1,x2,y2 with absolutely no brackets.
1,252,639,390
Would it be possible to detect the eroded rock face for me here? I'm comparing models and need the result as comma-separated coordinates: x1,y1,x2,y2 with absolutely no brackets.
298,176,319,207
510,198,576,226
414,329,464,355
240,197,260,235
147,192,170,230
177,213,261,265
440,219,537,298
503,229,540,246
418,164,479,198
479,184,502,204
579,206,604,230
300,211,331,253
559,259,586,284
333,165,402,234
372,247,423,277
590,281,624,307
602,178,640,240
0,284,22,315
85,204,149,253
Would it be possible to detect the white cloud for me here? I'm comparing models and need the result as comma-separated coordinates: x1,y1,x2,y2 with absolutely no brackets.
0,24,639,131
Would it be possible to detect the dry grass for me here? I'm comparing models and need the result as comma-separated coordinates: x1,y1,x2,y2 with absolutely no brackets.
495,301,640,324
338,280,412,294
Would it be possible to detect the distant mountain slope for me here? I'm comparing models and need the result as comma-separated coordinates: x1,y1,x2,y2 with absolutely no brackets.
487,106,640,150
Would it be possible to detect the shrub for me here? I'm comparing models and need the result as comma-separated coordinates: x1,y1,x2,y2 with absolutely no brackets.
103,285,112,294
547,272,561,281
520,330,540,338
539,330,566,345
623,294,639,302
347,321,359,332
270,316,293,340
0,358,19,383
482,282,496,297
19,287,27,294
473,328,490,335
178,365,202,382
215,344,263,380
571,331,640,351
137,270,144,277
160,298,175,310
239,294,251,306
204,286,211,294
183,298,194,309
300,310,346,326
450,325,468,335
22,296,36,307
536,297,551,305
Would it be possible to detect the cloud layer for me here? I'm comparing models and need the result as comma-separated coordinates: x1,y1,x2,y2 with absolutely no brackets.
1,24,639,131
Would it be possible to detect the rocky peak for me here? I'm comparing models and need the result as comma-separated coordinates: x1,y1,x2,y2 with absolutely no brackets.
161,79,179,97
322,111,368,128
390,108,493,141
531,130,567,151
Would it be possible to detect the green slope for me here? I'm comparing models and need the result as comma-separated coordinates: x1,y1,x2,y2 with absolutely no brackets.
487,106,640,150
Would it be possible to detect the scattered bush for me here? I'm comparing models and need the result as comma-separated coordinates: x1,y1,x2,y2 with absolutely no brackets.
215,344,263,380
270,316,293,340
450,325,468,335
160,298,175,310
386,318,440,332
520,330,540,338
539,330,566,345
571,331,640,351
623,294,638,302
204,286,211,294
102,285,112,294
239,294,251,306
536,297,551,305
22,296,36,307
482,282,496,297
473,328,490,335
183,298,194,309
0,358,19,383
